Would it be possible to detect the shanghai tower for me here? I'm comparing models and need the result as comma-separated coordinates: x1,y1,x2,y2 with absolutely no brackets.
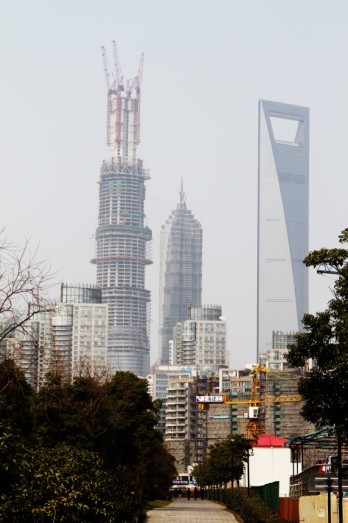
91,43,152,377
158,183,202,364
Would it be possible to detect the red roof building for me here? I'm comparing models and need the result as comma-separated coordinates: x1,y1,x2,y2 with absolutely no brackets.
252,434,286,447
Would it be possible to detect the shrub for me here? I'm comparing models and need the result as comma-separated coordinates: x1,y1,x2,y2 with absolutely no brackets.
206,488,283,523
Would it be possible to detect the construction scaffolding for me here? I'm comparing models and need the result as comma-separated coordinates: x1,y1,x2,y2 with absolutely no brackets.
197,367,315,443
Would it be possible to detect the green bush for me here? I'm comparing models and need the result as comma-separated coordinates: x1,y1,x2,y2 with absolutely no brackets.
0,444,146,522
206,488,283,523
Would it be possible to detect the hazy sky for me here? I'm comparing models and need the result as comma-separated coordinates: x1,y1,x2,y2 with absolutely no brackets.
1,1,347,368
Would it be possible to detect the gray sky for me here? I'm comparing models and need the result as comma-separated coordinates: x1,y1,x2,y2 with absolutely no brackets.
1,0,347,368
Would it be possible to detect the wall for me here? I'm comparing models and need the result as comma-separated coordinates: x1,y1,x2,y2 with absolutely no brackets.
298,493,348,523
240,447,295,497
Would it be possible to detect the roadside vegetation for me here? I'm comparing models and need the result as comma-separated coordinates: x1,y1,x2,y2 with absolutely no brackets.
192,434,251,487
0,360,177,521
206,487,284,523
0,234,176,520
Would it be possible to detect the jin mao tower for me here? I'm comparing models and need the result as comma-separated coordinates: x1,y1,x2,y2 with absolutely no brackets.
92,43,152,377
158,185,202,364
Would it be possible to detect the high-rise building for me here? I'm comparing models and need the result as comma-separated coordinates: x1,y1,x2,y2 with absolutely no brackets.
259,331,297,371
148,364,193,434
257,100,309,356
174,305,227,368
92,44,152,377
1,284,108,389
158,184,202,364
164,371,220,469
57,283,108,381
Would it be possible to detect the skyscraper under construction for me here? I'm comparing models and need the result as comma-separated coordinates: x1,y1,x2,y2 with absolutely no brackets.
91,43,152,377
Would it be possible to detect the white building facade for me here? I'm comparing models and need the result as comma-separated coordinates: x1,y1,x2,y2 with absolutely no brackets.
174,305,227,368
21,284,108,388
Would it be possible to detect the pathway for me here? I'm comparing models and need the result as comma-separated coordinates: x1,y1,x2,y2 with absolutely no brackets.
146,497,239,522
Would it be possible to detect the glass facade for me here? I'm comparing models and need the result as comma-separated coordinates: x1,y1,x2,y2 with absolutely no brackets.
61,283,102,304
189,305,222,321
257,100,309,356
158,186,202,364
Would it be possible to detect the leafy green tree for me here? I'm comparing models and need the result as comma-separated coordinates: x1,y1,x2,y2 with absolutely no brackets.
192,459,216,487
32,370,176,499
286,228,348,432
0,443,146,522
286,228,348,523
0,358,33,435
100,371,158,469
136,428,177,499
193,435,250,487
0,359,176,511
32,374,106,449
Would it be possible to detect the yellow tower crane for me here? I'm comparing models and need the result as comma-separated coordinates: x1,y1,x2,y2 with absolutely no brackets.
196,366,302,441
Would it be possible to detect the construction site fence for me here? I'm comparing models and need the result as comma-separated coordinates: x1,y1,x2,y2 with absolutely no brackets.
279,497,299,522
251,481,279,511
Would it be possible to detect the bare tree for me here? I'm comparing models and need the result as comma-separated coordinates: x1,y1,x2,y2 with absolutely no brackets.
0,232,55,384
0,232,54,343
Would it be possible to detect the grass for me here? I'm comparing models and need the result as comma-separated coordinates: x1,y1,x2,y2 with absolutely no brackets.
145,499,172,511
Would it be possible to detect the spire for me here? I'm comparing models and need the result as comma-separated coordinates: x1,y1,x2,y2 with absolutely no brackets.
179,176,186,207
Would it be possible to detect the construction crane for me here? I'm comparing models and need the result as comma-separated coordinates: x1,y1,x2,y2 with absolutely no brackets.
102,43,143,150
227,367,301,439
112,40,121,89
196,366,302,440
125,52,144,144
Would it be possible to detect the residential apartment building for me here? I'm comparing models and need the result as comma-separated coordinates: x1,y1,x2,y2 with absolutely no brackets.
174,305,227,368
2,284,108,389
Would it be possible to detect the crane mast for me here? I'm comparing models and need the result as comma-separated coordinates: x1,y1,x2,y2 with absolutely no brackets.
101,43,143,162
196,366,302,441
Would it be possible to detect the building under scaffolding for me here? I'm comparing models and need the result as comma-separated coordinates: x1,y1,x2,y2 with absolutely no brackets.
200,368,315,444
164,371,219,470
92,43,152,377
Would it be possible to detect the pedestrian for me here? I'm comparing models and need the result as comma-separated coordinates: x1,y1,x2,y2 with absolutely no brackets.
194,486,198,500
200,487,205,500
173,487,178,499
187,488,191,500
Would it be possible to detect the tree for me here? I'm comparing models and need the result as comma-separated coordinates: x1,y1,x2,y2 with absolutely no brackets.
0,233,54,387
0,444,146,522
0,358,33,435
286,228,348,432
100,371,159,469
136,425,177,499
193,435,250,487
32,370,176,499
32,374,104,449
286,228,348,523
0,233,53,343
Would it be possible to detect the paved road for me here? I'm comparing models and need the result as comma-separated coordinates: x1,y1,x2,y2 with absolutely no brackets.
146,498,239,522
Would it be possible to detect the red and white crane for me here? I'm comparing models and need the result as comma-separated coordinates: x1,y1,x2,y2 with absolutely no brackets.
102,43,144,160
